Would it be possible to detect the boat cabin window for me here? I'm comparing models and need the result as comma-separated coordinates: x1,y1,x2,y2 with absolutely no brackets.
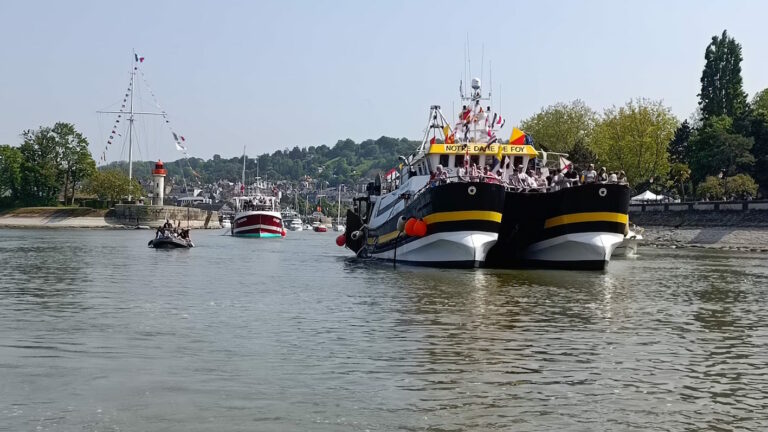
454,154,465,168
470,155,480,167
439,154,449,168
513,156,524,169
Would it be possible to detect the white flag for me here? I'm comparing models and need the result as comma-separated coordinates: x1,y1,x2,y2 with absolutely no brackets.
175,142,187,152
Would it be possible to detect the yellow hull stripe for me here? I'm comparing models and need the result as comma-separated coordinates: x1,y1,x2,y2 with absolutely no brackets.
544,212,628,229
423,210,502,224
367,211,502,244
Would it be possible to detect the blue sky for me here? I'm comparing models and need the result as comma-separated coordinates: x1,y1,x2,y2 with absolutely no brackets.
1,0,767,162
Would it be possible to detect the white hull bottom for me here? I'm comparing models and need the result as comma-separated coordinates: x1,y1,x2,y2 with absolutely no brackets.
524,232,625,269
369,231,498,268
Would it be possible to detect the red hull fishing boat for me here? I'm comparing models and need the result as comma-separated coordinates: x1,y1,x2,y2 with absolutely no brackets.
230,150,285,238
231,201,283,238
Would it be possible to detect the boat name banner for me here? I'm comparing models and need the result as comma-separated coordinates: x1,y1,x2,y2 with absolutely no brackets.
429,143,538,156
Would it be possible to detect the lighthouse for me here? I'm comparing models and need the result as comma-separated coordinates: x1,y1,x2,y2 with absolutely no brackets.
152,160,167,206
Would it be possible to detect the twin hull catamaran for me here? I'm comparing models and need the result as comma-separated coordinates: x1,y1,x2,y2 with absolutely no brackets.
342,78,630,269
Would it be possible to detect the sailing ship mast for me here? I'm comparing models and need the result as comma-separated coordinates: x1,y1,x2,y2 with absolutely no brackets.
241,146,247,195
97,50,165,200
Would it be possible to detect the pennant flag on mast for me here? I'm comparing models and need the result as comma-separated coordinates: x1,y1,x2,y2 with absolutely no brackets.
509,127,526,145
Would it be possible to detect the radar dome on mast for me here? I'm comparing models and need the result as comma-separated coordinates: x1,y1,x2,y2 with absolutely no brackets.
471,77,481,90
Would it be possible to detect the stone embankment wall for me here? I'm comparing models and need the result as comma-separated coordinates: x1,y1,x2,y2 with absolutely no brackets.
112,205,218,228
0,206,220,229
629,200,768,250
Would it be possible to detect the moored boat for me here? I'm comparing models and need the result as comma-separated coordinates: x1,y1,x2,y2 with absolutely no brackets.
486,182,630,270
341,82,507,268
231,195,284,238
282,209,303,231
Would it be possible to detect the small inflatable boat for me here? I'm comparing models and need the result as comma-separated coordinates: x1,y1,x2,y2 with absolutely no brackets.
148,236,194,249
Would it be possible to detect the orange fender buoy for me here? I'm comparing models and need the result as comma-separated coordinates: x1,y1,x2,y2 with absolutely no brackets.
404,218,417,236
413,219,427,237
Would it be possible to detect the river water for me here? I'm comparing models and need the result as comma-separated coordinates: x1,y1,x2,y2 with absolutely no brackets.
1,228,767,431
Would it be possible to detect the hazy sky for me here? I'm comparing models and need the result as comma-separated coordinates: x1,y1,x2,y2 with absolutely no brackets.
1,0,767,162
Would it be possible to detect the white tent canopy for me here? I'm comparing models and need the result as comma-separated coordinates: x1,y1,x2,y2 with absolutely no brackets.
631,190,666,203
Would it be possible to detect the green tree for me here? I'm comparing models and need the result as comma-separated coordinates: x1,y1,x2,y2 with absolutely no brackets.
724,173,758,199
0,145,24,202
752,89,768,118
699,30,748,120
49,123,95,205
696,176,725,200
687,116,755,183
19,126,62,204
520,100,597,153
668,120,692,163
592,98,678,186
746,92,768,194
668,162,692,200
86,169,143,202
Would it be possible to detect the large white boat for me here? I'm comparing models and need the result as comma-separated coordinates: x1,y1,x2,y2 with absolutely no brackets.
282,209,303,231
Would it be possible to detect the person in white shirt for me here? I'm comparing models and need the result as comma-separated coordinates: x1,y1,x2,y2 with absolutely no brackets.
607,171,618,183
583,163,597,183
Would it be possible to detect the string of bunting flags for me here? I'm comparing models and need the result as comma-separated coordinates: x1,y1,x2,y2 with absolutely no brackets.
99,75,131,164
99,53,200,179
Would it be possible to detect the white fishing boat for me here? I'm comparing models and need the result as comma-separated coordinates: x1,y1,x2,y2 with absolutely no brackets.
282,209,303,231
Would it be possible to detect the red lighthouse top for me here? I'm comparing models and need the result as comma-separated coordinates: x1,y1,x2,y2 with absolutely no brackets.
153,160,167,176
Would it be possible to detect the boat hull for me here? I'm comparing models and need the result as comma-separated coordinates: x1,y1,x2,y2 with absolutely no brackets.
486,183,630,270
231,211,283,238
352,181,506,268
148,237,193,248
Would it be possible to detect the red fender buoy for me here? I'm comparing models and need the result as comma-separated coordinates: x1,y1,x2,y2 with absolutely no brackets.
404,218,417,236
335,234,346,247
413,219,427,237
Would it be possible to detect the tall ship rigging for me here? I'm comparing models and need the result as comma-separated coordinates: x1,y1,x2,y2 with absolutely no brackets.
97,51,196,203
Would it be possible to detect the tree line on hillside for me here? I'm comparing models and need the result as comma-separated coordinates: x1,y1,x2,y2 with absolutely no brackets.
102,136,421,188
521,30,767,200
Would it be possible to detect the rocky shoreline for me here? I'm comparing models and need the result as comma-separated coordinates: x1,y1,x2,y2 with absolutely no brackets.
641,226,768,252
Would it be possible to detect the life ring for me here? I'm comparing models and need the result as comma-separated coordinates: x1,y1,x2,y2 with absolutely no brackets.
468,185,477,196
599,187,607,197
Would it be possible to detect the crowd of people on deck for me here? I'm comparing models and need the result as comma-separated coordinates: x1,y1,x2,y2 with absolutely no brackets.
154,219,192,241
428,161,628,192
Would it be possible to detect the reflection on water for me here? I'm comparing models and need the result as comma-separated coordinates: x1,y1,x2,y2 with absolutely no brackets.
1,229,767,431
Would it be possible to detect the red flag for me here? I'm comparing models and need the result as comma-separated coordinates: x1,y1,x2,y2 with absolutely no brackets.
180,136,185,142
429,136,436,145
139,57,145,63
